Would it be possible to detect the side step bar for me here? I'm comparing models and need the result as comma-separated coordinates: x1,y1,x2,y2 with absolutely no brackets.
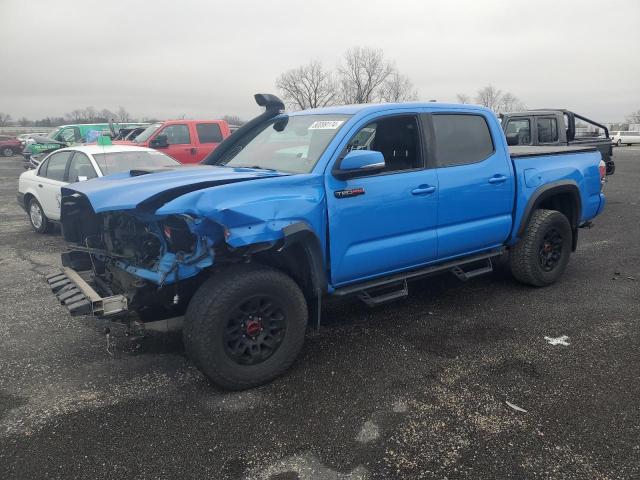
334,248,504,298
450,258,493,282
358,280,408,307
46,268,128,317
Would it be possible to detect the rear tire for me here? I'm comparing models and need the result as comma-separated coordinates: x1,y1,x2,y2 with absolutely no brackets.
2,147,13,157
510,209,572,287
183,264,308,390
28,197,52,234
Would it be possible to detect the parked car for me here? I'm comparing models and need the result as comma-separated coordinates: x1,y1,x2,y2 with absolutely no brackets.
610,130,640,146
501,109,615,175
17,145,180,233
0,136,23,157
17,132,50,145
23,122,148,158
116,119,231,163
48,93,606,390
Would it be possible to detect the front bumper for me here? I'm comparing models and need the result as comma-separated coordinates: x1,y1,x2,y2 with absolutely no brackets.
47,268,128,317
16,192,26,212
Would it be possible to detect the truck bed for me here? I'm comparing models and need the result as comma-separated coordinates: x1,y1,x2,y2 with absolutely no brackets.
509,145,597,158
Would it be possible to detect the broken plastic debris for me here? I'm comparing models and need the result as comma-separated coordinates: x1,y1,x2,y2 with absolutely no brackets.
506,401,527,413
544,335,570,346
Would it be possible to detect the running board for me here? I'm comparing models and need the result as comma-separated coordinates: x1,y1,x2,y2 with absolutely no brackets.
333,248,504,298
357,280,408,307
449,258,493,282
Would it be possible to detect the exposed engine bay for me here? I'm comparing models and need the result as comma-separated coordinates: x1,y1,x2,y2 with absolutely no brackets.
61,198,218,316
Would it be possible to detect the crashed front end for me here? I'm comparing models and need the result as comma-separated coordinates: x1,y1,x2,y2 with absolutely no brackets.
50,191,219,319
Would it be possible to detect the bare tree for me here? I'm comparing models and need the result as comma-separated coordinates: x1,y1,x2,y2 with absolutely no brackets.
337,47,394,104
0,112,12,127
456,93,471,104
379,72,418,103
499,92,526,113
222,115,245,126
117,106,131,122
100,109,115,122
475,85,503,111
626,110,640,124
83,106,97,122
276,60,337,110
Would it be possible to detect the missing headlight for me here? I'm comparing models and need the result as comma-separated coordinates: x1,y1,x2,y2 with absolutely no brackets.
162,216,196,254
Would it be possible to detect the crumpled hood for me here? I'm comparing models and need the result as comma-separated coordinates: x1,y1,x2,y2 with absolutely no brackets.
63,165,288,213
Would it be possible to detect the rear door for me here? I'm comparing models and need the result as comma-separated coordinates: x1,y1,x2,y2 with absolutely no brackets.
432,113,514,259
36,150,73,220
326,112,439,286
194,122,225,162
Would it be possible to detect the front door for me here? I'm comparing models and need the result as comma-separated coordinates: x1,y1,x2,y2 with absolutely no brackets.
431,113,514,259
155,124,194,163
326,114,439,286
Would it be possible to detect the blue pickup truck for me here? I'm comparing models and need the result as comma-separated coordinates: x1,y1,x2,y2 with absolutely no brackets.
47,94,606,389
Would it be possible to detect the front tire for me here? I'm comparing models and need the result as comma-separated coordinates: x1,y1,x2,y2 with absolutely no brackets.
510,209,572,287
184,264,308,390
28,198,52,234
2,147,14,157
616,139,622,147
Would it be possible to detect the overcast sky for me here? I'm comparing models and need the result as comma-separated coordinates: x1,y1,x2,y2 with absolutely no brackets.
1,0,638,123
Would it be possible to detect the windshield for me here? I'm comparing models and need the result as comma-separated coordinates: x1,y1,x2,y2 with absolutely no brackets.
93,150,180,175
223,114,351,173
134,123,162,143
47,127,63,140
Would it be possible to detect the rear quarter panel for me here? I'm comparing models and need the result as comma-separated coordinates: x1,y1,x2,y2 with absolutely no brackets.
510,150,604,244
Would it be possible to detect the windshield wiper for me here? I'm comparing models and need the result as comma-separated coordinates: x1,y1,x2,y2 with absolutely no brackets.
233,165,278,172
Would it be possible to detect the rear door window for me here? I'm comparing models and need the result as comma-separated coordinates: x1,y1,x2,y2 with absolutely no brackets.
432,114,494,167
196,123,223,143
537,117,559,143
42,151,73,181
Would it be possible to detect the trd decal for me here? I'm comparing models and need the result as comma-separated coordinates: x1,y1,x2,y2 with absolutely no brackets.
334,187,365,199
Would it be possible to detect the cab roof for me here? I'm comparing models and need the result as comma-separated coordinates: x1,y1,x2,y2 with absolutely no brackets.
288,102,494,117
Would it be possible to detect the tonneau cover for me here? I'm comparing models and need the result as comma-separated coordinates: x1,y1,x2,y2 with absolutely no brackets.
509,145,597,158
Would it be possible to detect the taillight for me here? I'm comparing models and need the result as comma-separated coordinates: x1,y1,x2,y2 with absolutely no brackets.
599,160,606,189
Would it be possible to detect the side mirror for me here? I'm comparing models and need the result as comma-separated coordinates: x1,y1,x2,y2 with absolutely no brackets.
150,134,169,148
334,150,385,179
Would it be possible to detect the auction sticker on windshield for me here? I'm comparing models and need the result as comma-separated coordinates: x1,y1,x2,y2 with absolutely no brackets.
308,120,344,130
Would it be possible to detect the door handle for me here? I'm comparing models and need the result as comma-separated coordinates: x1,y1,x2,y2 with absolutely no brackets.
190,147,197,154
488,175,507,184
38,184,43,188
411,185,436,196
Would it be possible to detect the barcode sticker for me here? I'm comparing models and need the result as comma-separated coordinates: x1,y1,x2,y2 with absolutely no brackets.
308,120,344,130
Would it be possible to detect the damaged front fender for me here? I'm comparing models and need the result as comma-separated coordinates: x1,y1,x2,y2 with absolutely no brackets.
156,173,328,252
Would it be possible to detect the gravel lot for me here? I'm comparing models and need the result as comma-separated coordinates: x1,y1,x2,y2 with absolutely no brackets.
1,150,639,479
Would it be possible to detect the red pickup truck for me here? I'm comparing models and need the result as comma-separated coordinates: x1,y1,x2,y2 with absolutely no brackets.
115,120,230,164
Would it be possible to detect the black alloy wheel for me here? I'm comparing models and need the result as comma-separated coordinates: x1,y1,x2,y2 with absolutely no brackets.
223,295,287,365
539,228,563,272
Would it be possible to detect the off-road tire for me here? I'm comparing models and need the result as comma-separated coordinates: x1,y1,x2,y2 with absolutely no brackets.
28,197,52,234
510,209,572,287
184,263,308,390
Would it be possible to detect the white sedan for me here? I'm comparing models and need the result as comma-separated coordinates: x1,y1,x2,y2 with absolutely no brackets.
17,144,180,233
